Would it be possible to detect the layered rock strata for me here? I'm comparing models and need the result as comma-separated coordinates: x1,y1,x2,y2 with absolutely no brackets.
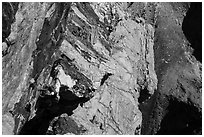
2,2,202,135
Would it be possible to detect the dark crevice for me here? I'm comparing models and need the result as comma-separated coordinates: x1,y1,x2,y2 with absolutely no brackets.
138,87,151,103
156,98,202,135
100,73,113,86
139,89,158,135
127,2,134,8
182,2,202,62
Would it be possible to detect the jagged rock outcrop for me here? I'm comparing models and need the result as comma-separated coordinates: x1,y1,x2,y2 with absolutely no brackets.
2,2,202,135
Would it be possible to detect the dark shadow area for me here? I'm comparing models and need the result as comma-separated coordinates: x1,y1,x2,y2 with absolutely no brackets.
100,73,113,86
182,2,202,62
138,87,152,103
19,85,90,135
139,90,158,135
156,98,202,135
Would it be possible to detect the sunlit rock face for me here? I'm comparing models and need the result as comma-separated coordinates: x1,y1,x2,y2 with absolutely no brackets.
2,2,202,135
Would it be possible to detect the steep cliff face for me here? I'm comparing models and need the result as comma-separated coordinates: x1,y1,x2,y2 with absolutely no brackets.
2,2,202,135
141,3,202,134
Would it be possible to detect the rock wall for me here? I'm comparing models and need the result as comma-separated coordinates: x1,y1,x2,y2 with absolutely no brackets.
139,2,202,134
2,2,202,135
